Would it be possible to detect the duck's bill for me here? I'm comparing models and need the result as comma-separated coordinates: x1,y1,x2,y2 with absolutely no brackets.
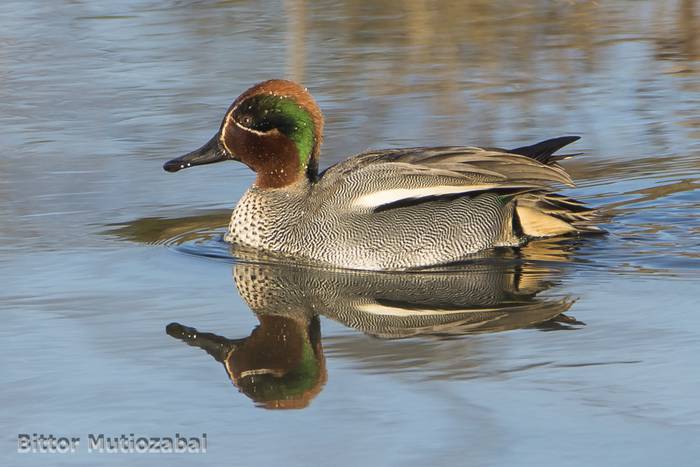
163,135,230,172
165,322,238,362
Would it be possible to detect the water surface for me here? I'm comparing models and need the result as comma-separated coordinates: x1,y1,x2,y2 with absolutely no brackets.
2,1,700,465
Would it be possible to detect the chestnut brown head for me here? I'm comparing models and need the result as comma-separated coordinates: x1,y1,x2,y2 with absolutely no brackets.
164,79,324,188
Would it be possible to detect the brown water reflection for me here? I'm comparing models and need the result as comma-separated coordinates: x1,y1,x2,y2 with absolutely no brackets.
278,0,700,150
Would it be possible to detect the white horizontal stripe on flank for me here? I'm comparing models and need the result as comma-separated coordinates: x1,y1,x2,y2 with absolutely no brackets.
357,303,501,317
352,185,501,209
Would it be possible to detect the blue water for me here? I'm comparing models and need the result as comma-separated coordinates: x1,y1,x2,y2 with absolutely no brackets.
2,1,699,465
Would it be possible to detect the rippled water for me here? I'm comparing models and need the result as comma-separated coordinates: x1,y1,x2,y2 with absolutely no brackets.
2,1,700,465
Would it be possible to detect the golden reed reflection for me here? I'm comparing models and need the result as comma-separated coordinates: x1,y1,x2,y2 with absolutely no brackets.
285,0,307,82
279,0,699,145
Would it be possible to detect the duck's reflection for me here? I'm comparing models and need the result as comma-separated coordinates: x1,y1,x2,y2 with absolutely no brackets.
167,314,325,410
167,251,580,409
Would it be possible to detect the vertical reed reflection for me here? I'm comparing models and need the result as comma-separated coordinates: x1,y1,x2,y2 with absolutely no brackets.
285,0,306,82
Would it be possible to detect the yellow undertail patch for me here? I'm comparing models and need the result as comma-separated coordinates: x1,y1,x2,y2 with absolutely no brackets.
515,205,578,237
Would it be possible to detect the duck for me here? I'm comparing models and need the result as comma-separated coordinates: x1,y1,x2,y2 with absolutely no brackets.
163,79,602,271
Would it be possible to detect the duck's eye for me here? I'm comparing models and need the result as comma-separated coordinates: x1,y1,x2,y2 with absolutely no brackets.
240,115,254,127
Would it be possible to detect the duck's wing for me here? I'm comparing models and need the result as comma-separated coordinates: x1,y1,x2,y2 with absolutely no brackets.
316,139,578,212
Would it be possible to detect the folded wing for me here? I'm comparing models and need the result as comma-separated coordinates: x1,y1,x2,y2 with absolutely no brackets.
317,143,576,212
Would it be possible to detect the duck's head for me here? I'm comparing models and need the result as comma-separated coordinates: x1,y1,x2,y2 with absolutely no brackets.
163,79,324,188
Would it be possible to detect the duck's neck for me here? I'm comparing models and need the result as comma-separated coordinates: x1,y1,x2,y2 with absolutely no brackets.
254,152,305,189
252,135,317,189
239,132,317,189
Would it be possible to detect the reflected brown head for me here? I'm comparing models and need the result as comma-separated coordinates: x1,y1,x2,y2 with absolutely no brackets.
224,314,326,410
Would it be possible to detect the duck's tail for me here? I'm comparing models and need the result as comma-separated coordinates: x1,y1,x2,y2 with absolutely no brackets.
510,136,581,165
507,136,604,237
514,192,604,237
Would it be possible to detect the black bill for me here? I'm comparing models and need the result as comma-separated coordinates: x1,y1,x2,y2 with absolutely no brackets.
163,135,229,173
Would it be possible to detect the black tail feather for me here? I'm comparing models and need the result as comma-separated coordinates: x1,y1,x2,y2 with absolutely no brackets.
510,136,581,165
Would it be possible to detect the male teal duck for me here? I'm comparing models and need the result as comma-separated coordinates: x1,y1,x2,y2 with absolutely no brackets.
164,79,601,270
